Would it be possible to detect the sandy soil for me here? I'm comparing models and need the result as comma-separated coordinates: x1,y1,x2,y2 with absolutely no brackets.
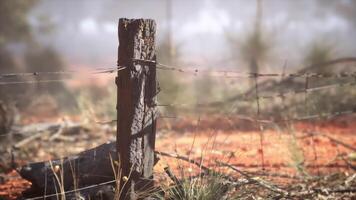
0,116,355,199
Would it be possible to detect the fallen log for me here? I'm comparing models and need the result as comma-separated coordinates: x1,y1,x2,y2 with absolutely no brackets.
19,141,117,198
19,141,160,199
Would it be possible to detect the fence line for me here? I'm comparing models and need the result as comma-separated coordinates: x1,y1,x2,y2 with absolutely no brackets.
0,79,72,85
1,61,355,84
157,106,356,124
1,57,356,81
0,67,127,85
155,57,356,77
1,57,355,198
157,62,356,78
157,79,356,107
0,67,125,80
1,73,354,91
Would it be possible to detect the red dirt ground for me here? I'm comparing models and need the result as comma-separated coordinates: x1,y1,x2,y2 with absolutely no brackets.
155,119,356,175
0,117,355,199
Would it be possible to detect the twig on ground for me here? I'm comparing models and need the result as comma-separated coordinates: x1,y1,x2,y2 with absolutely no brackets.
341,156,356,171
164,166,182,185
13,131,47,148
248,171,301,180
155,151,210,172
216,161,289,195
49,124,64,141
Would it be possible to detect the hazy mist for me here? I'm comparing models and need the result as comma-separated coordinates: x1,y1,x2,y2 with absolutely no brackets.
27,0,356,70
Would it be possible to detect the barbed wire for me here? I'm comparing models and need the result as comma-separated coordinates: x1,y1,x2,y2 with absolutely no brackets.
1,56,356,81
0,67,126,85
157,62,356,78
155,57,356,77
157,79,356,107
158,104,356,124
1,59,355,82
25,180,116,200
0,79,72,85
0,67,119,79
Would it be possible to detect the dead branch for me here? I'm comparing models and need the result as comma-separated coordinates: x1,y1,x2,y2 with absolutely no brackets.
164,166,182,185
216,161,289,195
13,131,46,148
155,151,211,172
248,171,301,180
13,122,83,148
341,156,356,171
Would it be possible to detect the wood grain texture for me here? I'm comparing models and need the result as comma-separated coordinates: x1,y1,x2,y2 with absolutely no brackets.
117,18,157,200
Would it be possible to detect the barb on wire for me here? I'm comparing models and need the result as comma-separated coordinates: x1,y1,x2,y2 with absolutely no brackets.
157,62,276,78
0,79,71,85
156,61,356,78
0,66,125,80
2,57,354,80
156,57,356,78
0,67,127,85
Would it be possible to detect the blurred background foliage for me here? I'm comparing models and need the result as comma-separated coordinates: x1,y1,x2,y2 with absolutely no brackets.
0,0,75,116
0,0,356,122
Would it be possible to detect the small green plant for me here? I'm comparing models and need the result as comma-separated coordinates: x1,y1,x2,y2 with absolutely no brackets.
156,171,230,200
153,133,238,200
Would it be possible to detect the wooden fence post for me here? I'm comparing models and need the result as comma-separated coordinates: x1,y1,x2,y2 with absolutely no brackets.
116,18,157,200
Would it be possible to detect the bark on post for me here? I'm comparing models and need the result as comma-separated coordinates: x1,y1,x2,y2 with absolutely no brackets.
116,18,157,200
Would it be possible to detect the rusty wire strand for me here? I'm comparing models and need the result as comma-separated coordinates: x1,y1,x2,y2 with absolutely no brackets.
0,79,71,85
157,105,356,125
157,79,356,108
2,57,355,80
0,67,126,85
0,67,120,79
156,62,356,78
1,59,356,80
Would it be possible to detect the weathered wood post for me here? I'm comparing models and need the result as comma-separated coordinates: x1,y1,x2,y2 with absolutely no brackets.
116,18,157,199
